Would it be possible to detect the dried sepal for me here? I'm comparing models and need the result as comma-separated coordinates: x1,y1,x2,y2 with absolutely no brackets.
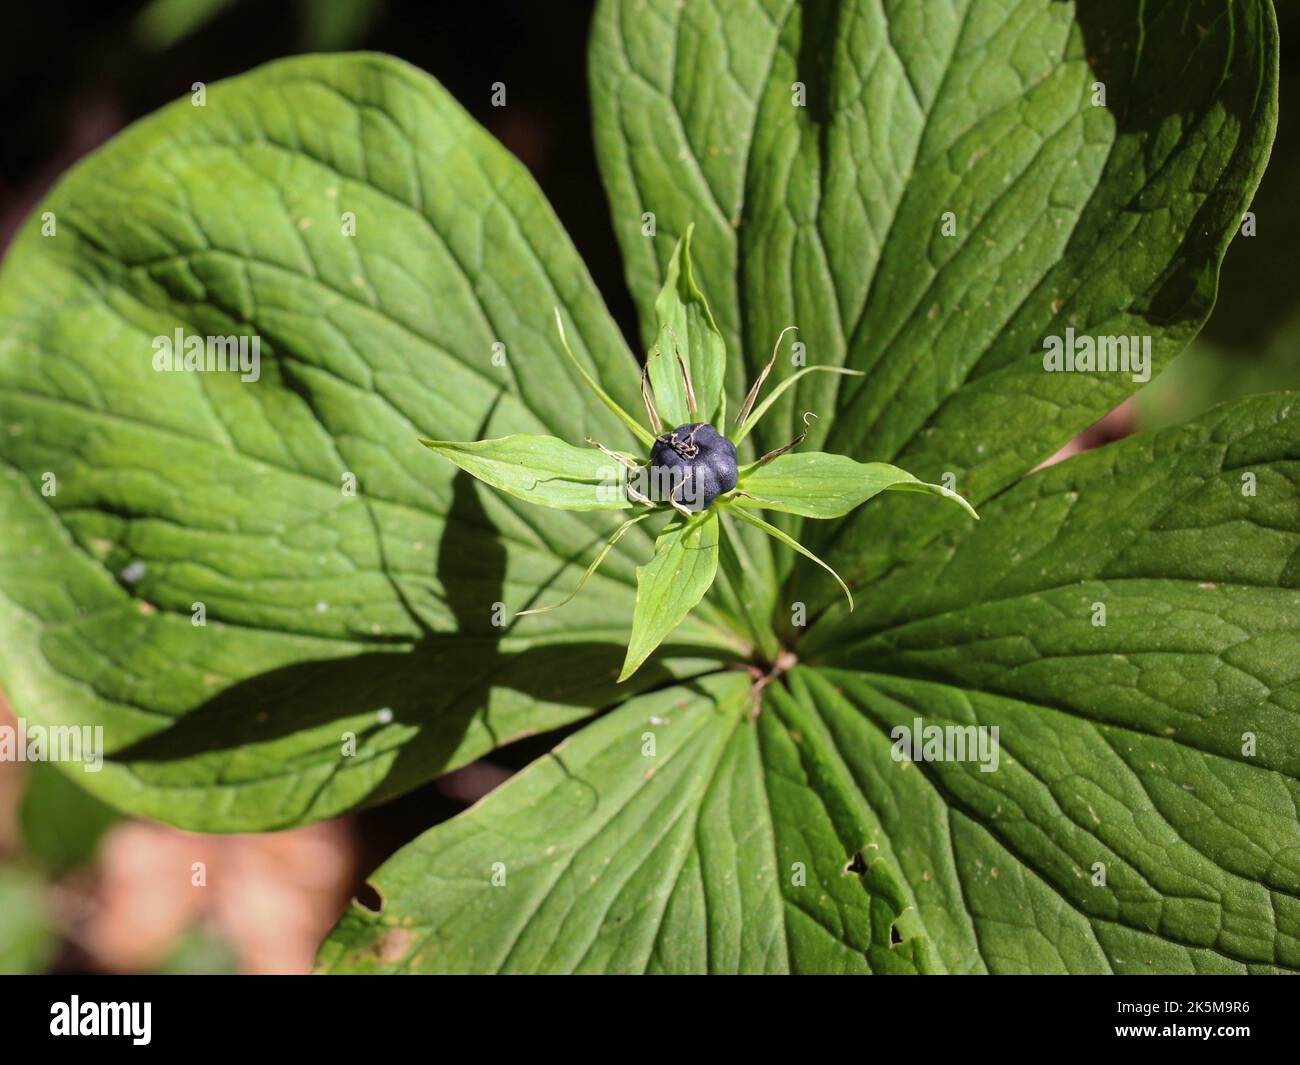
640,365,663,434
666,326,699,417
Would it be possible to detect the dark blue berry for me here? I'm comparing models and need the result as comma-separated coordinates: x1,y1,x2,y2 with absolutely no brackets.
647,422,738,511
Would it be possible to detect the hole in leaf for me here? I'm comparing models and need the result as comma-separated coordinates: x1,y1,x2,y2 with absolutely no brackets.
354,881,384,913
889,924,903,946
843,852,867,876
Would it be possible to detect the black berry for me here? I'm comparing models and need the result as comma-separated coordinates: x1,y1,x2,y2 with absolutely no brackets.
647,422,738,511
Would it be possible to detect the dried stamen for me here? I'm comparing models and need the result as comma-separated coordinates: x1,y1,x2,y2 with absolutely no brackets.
667,478,694,518
659,427,701,460
662,326,698,417
676,351,698,417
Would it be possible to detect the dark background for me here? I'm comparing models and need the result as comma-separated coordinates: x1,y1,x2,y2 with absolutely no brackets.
0,0,640,340
0,0,1295,974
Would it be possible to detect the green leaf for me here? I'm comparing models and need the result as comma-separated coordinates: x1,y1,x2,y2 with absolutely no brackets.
591,0,1278,591
620,511,722,681
737,452,978,521
311,2,1285,975
649,225,727,428
0,53,743,832
317,672,934,974
799,393,1300,972
420,435,633,512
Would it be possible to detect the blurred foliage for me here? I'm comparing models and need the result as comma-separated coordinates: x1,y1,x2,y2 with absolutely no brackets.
0,866,57,974
1138,325,1300,430
1139,3,1300,428
134,0,237,50
19,763,122,875
133,0,382,53
157,925,241,975
296,0,384,52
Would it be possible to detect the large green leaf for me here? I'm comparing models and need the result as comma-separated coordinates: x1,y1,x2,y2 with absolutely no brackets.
0,53,744,832
799,393,1300,972
318,672,934,974
590,0,1278,601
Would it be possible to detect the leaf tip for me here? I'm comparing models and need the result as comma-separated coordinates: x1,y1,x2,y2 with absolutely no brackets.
949,491,979,521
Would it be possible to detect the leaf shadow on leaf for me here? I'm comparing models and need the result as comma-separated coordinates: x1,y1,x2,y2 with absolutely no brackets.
794,0,842,130
107,467,728,822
